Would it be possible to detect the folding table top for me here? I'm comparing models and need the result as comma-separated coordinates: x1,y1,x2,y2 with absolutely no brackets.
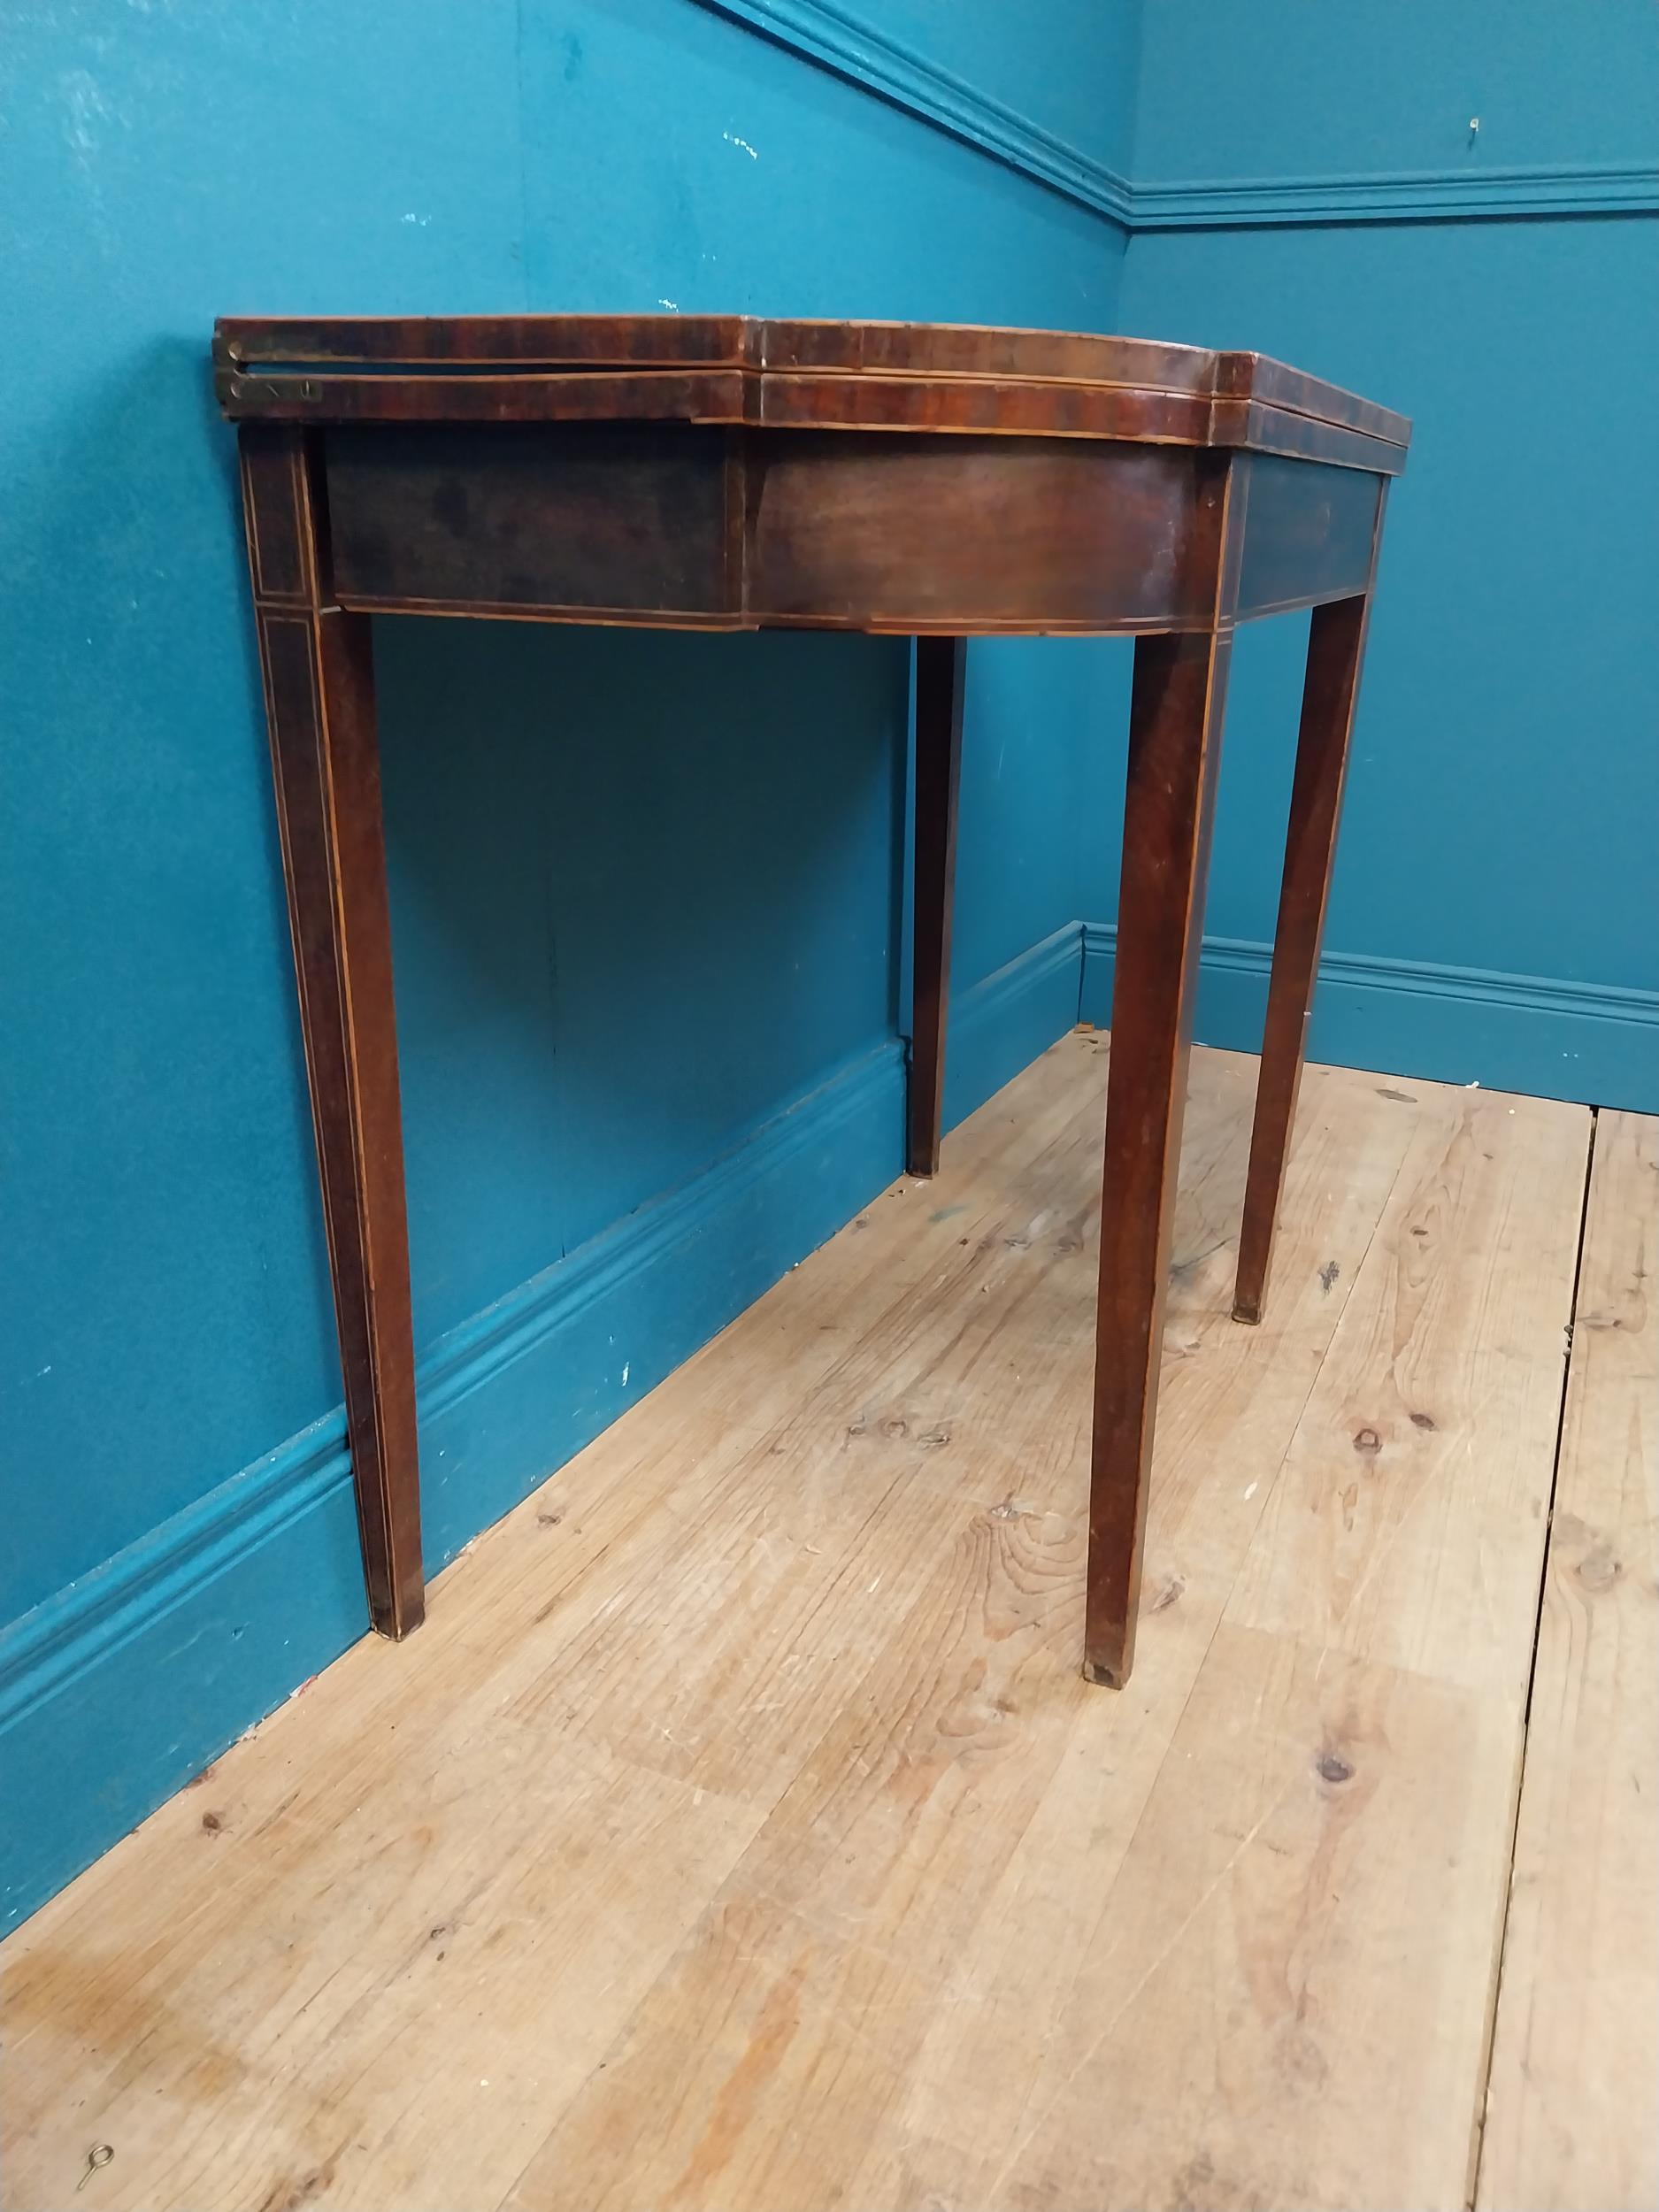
215,315,1409,472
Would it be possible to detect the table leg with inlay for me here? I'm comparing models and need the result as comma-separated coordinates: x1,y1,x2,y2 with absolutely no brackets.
237,423,425,1640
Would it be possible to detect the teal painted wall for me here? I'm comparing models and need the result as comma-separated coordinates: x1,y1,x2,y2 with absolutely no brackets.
1099,0,1659,1105
0,0,1132,1928
1129,0,1659,181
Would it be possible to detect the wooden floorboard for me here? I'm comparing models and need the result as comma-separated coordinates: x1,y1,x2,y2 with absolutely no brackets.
1478,1109,1659,2212
0,1035,1627,2212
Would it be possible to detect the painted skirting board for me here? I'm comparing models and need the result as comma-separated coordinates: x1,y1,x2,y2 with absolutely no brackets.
0,924,1085,1933
0,1043,896,1933
690,0,1657,227
1081,925,1659,1114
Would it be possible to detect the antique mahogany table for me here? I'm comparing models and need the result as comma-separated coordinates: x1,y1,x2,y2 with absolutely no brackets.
215,313,1409,1688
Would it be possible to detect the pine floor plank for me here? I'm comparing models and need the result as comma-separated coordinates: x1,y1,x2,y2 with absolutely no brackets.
856,1630,1523,2212
3,1724,763,2212
0,1038,1118,2212
1226,1083,1587,1691
501,1064,1506,2212
841,1077,1588,2212
1479,1109,1659,2212
0,1039,1602,2212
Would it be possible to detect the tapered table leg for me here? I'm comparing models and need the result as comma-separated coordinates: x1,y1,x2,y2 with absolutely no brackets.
1233,585,1375,1326
907,635,965,1177
1084,625,1237,1685
239,424,425,1638
1083,442,1256,1687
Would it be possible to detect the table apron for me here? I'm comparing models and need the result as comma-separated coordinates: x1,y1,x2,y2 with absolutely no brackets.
321,425,1383,635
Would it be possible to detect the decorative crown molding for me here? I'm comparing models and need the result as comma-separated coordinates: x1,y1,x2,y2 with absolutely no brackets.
1130,161,1659,228
692,0,1136,225
691,0,1659,230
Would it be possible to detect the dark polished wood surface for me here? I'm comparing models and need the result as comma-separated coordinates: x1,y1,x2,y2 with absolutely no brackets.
216,315,1409,458
220,313,1407,1685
